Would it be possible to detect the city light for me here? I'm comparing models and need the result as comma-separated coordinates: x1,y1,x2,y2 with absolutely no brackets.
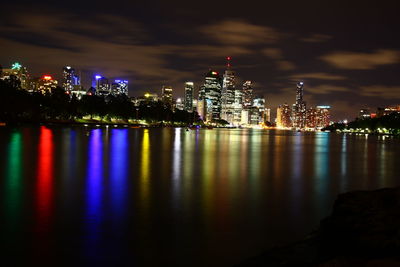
95,75,102,80
42,75,52,80
11,62,22,70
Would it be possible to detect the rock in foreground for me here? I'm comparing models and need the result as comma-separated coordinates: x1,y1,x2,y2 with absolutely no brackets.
239,187,400,266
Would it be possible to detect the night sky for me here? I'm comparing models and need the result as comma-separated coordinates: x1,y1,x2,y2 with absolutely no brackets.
1,0,399,120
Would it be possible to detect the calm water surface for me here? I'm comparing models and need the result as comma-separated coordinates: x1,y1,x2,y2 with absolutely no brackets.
1,126,399,266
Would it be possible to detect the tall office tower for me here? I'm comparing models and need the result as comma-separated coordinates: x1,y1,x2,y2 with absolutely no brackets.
175,98,184,110
315,106,331,128
221,57,236,124
184,82,194,112
111,80,128,96
202,70,222,122
95,75,110,96
63,66,75,92
242,81,253,109
33,75,58,94
305,107,317,129
264,108,271,123
293,82,306,128
161,86,173,106
0,62,30,90
276,103,292,128
233,87,243,125
253,96,266,124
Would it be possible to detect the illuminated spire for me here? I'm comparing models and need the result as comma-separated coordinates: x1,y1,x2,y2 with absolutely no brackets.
226,56,232,69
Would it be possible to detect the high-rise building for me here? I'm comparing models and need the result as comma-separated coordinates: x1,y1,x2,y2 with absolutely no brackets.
94,75,110,96
184,82,194,112
33,75,58,94
202,70,222,122
233,85,243,125
161,86,173,106
242,81,253,109
0,62,30,90
305,107,317,129
252,96,266,124
221,57,236,124
315,106,331,128
111,80,128,96
276,103,292,128
293,82,306,128
62,66,78,92
175,98,184,110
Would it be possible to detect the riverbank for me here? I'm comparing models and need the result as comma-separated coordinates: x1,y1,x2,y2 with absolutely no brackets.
239,187,400,266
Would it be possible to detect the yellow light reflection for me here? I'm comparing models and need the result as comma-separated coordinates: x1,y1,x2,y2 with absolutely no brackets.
140,129,150,208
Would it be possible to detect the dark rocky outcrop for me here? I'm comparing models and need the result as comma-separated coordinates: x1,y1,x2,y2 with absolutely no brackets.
239,187,400,266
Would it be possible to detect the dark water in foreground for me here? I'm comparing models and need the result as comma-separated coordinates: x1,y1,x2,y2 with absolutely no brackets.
0,126,399,266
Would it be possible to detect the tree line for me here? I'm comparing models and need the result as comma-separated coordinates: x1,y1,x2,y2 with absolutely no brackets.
0,78,201,124
324,113,400,135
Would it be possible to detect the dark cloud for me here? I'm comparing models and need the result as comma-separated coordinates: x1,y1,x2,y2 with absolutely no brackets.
200,20,280,45
299,34,332,43
289,72,347,81
320,49,400,70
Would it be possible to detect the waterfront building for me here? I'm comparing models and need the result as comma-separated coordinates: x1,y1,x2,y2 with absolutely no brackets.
62,66,80,92
202,70,222,122
95,75,110,96
233,86,243,125
242,81,253,109
221,57,236,124
305,107,317,129
111,80,128,96
175,98,184,110
241,109,249,125
293,82,306,128
197,99,205,120
264,108,271,123
161,86,173,106
359,108,371,119
315,106,331,128
33,75,58,94
276,103,292,128
1,62,30,90
184,82,194,112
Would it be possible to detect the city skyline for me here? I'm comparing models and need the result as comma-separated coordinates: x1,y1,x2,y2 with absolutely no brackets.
1,1,400,121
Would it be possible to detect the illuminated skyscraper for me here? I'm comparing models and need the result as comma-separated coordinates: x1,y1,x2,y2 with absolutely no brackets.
111,80,128,96
175,98,184,110
184,82,194,112
95,75,110,96
221,57,235,124
242,81,253,109
63,66,77,92
33,75,58,94
293,82,306,128
276,103,292,128
161,85,173,106
0,62,30,90
315,106,331,128
202,70,222,122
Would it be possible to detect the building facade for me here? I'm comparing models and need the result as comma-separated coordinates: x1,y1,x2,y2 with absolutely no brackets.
184,82,194,112
242,81,253,109
293,82,306,128
221,58,236,124
111,80,128,96
95,75,110,96
202,70,222,122
161,86,173,106
276,103,292,128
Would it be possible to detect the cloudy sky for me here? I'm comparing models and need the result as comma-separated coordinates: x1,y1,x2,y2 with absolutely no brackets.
1,0,399,120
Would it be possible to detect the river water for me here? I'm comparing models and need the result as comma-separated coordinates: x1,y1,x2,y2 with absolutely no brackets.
0,126,399,266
